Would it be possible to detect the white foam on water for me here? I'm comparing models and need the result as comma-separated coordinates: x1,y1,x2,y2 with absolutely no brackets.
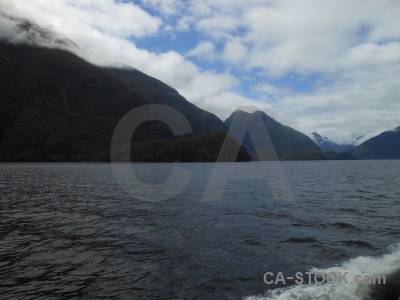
245,243,400,300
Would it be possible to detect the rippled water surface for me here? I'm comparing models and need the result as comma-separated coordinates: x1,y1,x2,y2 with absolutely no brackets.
1,161,400,299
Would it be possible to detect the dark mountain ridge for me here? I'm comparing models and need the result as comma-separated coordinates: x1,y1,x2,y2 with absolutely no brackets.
352,127,400,159
2,39,398,162
0,41,233,162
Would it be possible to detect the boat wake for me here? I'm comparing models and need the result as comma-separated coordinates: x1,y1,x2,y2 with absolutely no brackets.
245,243,400,300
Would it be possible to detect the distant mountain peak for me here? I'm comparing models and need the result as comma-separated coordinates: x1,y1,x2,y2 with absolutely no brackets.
231,109,274,119
310,132,354,153
232,109,250,115
225,111,320,159
232,108,258,115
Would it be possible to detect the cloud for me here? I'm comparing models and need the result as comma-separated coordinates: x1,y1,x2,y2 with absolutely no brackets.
197,15,237,38
174,70,273,119
140,0,182,16
0,0,162,38
223,40,247,64
187,41,216,60
0,14,78,49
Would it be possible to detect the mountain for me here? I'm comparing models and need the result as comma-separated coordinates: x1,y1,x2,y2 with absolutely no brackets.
0,40,240,162
352,127,400,159
311,132,355,153
224,110,321,160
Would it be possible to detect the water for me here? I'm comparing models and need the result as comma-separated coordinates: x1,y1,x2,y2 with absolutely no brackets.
0,161,399,299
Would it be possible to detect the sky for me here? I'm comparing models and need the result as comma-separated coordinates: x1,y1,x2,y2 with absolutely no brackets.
0,0,399,144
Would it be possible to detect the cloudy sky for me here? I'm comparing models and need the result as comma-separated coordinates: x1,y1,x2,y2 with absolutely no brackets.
1,0,399,144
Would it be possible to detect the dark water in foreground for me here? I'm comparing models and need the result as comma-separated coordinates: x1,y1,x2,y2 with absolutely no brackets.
1,161,400,299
